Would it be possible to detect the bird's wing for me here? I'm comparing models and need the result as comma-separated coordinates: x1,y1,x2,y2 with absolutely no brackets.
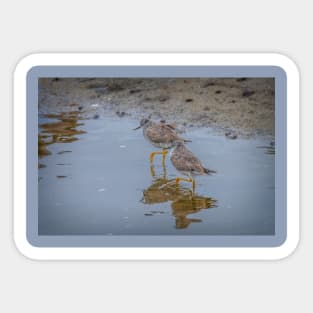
146,123,181,144
172,149,206,174
163,123,176,131
159,124,190,142
160,120,176,130
183,155,206,174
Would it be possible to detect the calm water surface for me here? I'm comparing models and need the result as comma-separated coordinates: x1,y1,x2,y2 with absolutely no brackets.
38,112,275,235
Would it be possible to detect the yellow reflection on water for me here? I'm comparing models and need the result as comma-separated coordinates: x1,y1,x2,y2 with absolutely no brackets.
142,164,217,229
38,111,86,168
171,194,217,229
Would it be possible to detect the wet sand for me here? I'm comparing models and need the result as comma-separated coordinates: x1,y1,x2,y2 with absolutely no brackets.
39,78,275,138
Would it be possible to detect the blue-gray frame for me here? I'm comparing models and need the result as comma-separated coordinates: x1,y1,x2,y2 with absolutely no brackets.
27,66,286,247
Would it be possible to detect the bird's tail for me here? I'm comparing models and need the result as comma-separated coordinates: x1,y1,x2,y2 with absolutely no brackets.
204,168,216,175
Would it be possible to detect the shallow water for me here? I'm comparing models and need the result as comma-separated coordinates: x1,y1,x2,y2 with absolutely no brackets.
38,113,275,235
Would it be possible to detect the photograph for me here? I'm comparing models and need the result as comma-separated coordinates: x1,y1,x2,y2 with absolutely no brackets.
38,77,275,236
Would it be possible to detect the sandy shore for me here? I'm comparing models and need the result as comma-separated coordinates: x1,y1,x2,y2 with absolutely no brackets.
39,78,275,138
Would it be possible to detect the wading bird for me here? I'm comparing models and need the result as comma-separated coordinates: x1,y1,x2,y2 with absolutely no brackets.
170,141,216,192
133,118,191,164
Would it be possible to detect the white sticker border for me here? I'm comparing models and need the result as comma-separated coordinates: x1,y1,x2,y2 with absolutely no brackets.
14,53,299,260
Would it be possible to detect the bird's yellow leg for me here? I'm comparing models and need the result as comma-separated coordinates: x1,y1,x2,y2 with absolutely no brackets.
150,165,156,177
149,151,164,163
175,177,195,195
175,177,193,186
161,149,168,166
192,179,196,194
161,160,167,179
162,149,168,158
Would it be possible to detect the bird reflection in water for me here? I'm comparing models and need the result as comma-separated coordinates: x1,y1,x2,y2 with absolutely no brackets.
171,194,217,229
142,163,217,229
38,110,86,168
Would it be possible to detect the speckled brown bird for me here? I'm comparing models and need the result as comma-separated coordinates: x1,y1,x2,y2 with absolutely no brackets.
170,141,216,191
134,118,191,163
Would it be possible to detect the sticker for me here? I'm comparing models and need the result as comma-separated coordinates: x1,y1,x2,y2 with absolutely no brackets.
14,53,299,260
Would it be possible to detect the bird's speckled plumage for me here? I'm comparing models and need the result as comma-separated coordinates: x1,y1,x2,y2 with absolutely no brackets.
138,119,190,149
170,141,215,176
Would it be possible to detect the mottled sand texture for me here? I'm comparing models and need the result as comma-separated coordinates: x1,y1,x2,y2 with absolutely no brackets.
39,78,275,137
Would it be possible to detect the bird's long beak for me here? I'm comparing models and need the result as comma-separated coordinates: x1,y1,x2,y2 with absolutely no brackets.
133,125,142,130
